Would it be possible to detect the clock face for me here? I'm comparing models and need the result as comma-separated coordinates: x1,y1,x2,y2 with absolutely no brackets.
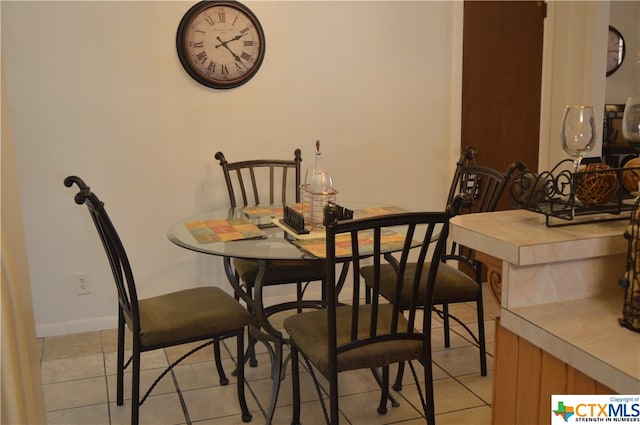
176,1,265,89
606,26,625,77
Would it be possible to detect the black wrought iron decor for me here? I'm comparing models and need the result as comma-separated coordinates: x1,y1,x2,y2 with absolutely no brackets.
619,200,640,332
510,159,640,227
280,204,309,234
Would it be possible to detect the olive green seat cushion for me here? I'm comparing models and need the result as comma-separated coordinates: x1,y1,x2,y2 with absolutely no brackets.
138,287,250,347
283,304,422,376
360,262,479,307
233,258,325,285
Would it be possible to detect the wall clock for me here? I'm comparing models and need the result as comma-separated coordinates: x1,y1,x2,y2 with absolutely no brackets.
606,26,625,77
176,1,265,89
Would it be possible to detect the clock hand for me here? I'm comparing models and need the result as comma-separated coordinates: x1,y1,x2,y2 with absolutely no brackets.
216,36,244,63
214,33,247,49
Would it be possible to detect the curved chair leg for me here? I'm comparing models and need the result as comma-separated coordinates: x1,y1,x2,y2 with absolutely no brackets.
377,366,390,414
213,338,229,385
392,361,405,391
246,285,258,368
236,332,253,423
265,340,285,425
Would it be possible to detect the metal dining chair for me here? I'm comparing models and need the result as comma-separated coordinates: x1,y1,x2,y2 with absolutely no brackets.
284,208,454,425
215,149,327,423
360,147,525,388
214,149,326,318
64,176,252,425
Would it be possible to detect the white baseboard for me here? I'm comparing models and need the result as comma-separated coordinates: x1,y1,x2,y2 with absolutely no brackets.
36,315,118,338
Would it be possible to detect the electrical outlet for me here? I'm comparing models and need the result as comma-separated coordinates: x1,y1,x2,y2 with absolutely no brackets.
74,272,91,295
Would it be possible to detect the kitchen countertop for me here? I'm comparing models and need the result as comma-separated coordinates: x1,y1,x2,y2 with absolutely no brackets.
450,209,640,394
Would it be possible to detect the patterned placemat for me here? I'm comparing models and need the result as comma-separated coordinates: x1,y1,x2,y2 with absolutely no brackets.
291,229,408,258
240,204,303,218
355,206,408,218
185,218,266,244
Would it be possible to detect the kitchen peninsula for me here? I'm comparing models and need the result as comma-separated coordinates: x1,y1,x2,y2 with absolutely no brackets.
450,209,640,425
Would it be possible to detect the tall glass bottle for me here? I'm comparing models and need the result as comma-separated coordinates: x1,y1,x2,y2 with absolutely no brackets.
302,141,321,225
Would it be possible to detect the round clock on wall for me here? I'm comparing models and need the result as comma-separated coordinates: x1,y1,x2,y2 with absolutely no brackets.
606,26,625,77
176,1,265,89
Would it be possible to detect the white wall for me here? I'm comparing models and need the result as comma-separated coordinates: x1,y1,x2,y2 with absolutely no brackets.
2,1,464,337
538,1,610,170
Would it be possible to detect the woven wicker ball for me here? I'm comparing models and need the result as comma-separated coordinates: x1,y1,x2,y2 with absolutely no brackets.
575,163,619,205
622,157,640,192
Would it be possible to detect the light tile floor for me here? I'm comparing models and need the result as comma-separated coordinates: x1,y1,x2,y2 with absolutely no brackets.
39,287,499,425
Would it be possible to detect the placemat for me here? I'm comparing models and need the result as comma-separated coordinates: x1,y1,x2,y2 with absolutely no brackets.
185,218,266,244
291,229,408,258
241,204,303,218
355,206,408,218
274,205,410,240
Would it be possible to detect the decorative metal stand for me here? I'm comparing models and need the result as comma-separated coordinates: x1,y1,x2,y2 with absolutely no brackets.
323,202,354,226
619,200,640,332
280,205,309,234
510,159,640,227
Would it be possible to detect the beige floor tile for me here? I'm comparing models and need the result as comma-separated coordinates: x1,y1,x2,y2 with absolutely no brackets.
106,367,177,402
43,331,103,360
334,390,423,425
249,369,320,410
173,358,239,391
269,399,348,425
43,376,108,411
109,392,186,425
401,377,486,415
431,325,475,351
47,404,110,425
41,353,105,384
104,348,168,375
448,318,496,346
41,324,498,424
181,385,261,423
456,371,494,404
193,414,259,425
436,405,492,425
431,345,493,377
242,351,284,382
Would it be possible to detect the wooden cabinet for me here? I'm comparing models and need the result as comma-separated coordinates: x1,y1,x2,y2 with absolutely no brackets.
492,320,614,425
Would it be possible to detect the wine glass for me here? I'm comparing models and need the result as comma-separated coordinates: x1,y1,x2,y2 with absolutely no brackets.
622,97,640,151
561,105,596,172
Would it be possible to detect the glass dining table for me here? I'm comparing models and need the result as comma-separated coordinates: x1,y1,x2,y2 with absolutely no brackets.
167,203,413,423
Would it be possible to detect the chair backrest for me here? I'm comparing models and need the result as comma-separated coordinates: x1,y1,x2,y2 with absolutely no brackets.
323,209,452,365
215,149,302,208
64,176,140,334
446,146,525,215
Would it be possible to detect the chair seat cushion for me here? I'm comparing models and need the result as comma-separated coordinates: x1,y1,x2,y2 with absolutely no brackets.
360,262,480,307
138,287,250,347
233,258,325,285
283,304,422,376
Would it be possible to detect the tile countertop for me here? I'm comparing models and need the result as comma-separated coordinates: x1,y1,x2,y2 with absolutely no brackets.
450,209,640,394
